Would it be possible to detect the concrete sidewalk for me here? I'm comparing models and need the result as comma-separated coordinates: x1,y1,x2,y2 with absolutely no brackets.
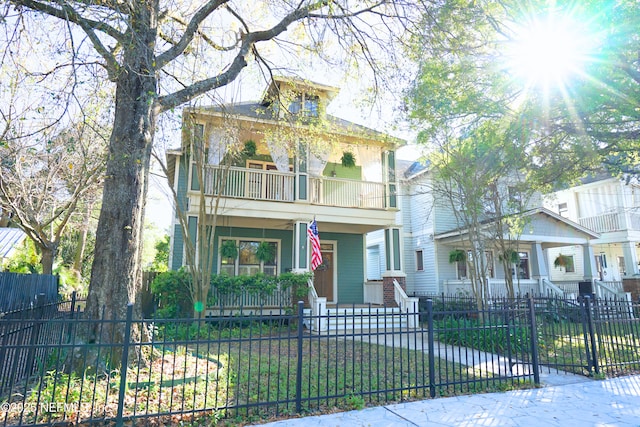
254,374,640,426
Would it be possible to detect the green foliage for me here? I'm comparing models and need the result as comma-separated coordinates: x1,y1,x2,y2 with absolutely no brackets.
220,240,238,259
242,140,257,157
340,151,356,168
448,249,465,264
436,316,531,354
55,265,85,299
58,228,95,281
151,269,193,318
4,238,41,273
255,241,275,263
407,0,638,181
152,271,312,318
149,235,170,272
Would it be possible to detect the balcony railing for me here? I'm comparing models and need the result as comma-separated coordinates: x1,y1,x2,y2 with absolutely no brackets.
200,165,387,209
309,176,385,209
203,165,295,202
579,211,622,233
579,210,640,233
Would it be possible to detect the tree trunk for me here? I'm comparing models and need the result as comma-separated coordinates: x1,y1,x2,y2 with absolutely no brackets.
85,2,158,348
72,202,91,283
40,245,55,275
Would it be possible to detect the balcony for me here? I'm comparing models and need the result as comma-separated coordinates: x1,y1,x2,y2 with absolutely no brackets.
200,165,387,209
579,210,640,233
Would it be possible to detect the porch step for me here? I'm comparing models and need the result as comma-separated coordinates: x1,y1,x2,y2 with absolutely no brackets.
325,307,407,330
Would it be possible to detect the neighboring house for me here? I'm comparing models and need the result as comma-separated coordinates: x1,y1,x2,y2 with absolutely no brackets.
368,162,611,298
543,174,640,282
0,227,27,270
166,77,405,311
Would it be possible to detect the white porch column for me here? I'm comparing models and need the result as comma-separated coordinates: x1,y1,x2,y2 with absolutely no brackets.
622,241,639,276
582,244,599,280
293,221,309,272
530,242,548,279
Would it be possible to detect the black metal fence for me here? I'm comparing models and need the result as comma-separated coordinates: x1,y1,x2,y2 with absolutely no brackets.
0,296,639,426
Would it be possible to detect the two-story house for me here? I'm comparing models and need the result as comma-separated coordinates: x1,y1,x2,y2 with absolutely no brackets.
166,77,406,312
544,174,640,293
368,161,606,299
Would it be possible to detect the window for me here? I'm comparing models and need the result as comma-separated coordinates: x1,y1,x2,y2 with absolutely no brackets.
618,256,626,276
219,238,278,276
416,250,424,271
289,93,319,118
564,255,575,273
558,202,568,217
455,251,471,279
508,186,523,209
517,252,530,279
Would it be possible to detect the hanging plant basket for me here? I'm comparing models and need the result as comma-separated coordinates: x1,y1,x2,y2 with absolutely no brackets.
242,140,257,157
448,249,466,264
256,241,274,263
499,249,520,264
220,240,238,259
554,254,571,268
340,151,356,168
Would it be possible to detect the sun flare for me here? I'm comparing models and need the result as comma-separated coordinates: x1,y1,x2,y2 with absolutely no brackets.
506,12,592,92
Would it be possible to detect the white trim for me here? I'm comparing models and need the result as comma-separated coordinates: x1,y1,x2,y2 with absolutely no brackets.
218,236,282,276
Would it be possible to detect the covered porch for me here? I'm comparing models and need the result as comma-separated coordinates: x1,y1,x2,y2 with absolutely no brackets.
432,208,630,299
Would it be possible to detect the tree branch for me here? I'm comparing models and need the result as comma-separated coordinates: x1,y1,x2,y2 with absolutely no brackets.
155,0,229,69
156,1,331,112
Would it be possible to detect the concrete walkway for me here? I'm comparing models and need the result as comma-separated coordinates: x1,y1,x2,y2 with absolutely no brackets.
255,374,640,426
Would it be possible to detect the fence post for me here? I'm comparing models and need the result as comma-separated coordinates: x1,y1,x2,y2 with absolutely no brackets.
115,303,134,427
295,301,304,414
426,299,436,398
25,293,46,376
583,296,599,375
527,297,540,385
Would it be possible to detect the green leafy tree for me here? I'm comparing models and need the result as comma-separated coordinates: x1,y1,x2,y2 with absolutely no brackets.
406,0,637,183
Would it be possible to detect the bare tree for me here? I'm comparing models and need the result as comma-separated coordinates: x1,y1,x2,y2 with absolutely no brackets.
0,119,106,274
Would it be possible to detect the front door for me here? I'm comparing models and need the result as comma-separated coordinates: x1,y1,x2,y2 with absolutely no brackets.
314,243,335,302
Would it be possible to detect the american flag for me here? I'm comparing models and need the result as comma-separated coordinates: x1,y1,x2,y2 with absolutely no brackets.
307,219,322,271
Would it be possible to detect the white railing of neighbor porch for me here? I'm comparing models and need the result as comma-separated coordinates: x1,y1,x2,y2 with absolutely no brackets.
579,211,622,233
393,279,419,329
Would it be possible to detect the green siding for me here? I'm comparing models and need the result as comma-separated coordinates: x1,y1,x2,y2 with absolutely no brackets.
171,224,184,270
324,162,362,180
177,155,189,212
322,232,364,304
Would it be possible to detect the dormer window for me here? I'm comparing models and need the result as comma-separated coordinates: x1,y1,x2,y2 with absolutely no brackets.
289,93,319,118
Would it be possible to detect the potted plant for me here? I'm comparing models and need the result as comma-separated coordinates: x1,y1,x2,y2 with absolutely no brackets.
220,240,238,260
256,241,274,263
340,151,356,168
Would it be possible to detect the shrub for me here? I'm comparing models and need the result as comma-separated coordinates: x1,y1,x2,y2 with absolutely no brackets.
151,269,193,318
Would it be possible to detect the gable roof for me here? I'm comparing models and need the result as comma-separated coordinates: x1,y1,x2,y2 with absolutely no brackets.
187,102,402,145
434,207,600,248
